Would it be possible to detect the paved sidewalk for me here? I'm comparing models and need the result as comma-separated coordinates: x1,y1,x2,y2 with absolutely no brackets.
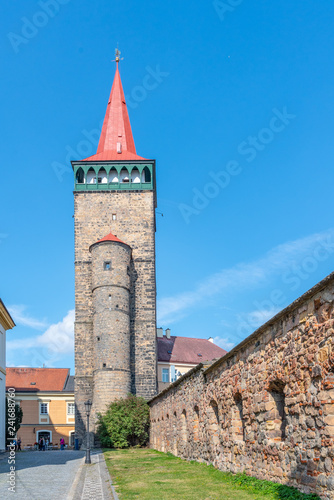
69,450,116,500
0,450,85,499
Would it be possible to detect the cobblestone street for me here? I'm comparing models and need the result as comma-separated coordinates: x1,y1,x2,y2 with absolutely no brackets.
0,450,115,499
0,450,107,499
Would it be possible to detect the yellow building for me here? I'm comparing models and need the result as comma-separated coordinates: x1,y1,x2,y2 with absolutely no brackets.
156,330,227,393
6,368,74,449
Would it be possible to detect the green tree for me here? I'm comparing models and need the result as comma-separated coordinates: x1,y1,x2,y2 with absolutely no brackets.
97,394,150,448
5,398,23,443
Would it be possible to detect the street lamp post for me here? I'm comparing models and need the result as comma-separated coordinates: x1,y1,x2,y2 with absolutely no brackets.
84,400,92,464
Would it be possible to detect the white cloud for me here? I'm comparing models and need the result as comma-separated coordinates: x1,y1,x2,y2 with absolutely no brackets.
37,309,74,354
157,228,334,324
7,310,75,358
212,336,236,351
245,308,281,328
7,305,48,330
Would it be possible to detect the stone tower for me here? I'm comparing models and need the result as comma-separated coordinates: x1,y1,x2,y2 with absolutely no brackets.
72,56,157,445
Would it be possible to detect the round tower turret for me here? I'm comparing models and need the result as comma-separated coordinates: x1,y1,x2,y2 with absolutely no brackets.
89,232,132,415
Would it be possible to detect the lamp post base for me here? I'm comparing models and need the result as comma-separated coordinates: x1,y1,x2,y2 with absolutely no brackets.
85,449,91,464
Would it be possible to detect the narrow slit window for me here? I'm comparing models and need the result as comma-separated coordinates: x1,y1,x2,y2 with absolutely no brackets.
112,214,117,221
104,261,111,271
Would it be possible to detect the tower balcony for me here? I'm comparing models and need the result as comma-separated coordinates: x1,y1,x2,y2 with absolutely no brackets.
72,162,155,192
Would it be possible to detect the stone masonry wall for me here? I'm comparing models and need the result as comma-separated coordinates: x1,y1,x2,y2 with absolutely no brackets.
74,189,157,445
149,273,334,499
91,241,132,420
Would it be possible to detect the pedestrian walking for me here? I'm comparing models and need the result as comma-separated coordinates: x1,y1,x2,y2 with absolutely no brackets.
39,438,42,451
45,438,49,450
60,437,65,450
17,438,21,451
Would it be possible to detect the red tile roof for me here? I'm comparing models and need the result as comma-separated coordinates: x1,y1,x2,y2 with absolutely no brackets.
157,336,227,365
83,63,146,162
6,368,70,392
90,231,129,248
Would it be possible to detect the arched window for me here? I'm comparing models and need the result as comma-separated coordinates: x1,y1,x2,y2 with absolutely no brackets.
142,166,151,183
120,167,130,183
131,168,141,183
208,399,220,445
76,167,84,184
97,167,107,184
181,410,187,443
193,405,200,441
232,393,245,441
268,380,287,441
87,167,96,184
109,167,118,183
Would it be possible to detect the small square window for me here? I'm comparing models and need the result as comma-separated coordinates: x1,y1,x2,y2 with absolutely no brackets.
112,214,117,221
104,261,111,271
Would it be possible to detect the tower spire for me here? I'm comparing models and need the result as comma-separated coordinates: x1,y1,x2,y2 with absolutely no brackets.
83,49,146,162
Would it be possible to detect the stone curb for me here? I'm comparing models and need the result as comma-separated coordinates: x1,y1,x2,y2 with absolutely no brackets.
67,450,118,500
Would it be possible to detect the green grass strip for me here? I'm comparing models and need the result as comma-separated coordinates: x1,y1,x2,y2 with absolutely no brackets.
103,448,320,500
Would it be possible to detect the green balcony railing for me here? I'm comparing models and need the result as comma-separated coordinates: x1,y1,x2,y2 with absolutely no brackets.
74,181,153,191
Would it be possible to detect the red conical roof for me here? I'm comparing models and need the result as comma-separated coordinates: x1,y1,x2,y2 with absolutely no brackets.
83,63,147,162
95,232,128,246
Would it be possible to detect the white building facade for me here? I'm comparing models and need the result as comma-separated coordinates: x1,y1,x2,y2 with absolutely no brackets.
0,300,15,450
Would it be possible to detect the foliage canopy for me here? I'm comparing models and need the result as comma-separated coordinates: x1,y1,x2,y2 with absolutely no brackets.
97,394,150,448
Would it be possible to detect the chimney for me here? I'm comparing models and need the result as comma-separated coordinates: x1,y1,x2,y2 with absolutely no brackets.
208,337,214,343
165,328,171,339
156,327,163,338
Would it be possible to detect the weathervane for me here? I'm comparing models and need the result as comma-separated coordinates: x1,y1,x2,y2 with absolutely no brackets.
113,46,124,64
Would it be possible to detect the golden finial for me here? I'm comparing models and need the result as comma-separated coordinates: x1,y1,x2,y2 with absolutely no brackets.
113,46,124,64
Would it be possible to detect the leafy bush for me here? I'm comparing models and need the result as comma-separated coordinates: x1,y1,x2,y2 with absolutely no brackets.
97,394,150,448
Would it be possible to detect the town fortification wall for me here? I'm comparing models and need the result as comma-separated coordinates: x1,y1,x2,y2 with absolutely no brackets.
149,273,334,499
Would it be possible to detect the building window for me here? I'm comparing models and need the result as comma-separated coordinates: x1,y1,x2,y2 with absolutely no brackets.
76,167,84,183
67,403,75,415
232,393,245,441
104,261,111,271
208,399,220,445
40,403,48,415
112,214,117,220
268,380,287,441
181,410,187,443
193,405,200,441
162,368,169,383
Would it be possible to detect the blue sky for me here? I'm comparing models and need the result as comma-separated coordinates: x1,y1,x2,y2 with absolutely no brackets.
2,0,334,373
